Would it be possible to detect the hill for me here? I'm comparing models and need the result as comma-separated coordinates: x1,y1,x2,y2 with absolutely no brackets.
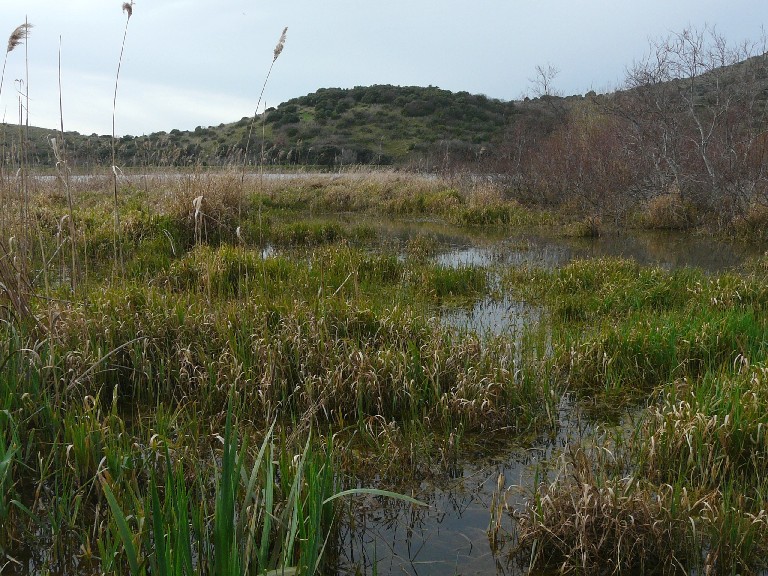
4,47,765,180
0,85,528,171
257,85,515,167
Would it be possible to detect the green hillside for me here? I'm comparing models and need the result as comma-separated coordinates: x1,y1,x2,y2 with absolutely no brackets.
259,85,515,166
0,85,521,171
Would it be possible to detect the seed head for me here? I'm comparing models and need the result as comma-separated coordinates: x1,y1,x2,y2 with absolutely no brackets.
122,2,134,18
7,23,32,54
273,27,287,62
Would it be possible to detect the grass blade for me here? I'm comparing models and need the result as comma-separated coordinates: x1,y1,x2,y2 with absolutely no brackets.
323,488,427,507
100,475,142,576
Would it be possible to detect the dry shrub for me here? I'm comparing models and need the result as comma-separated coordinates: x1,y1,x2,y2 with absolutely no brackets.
732,202,768,242
641,192,697,230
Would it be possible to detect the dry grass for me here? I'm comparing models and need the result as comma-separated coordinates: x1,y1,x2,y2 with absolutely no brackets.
513,446,694,574
731,201,768,242
0,236,35,327
640,191,698,230
563,215,602,238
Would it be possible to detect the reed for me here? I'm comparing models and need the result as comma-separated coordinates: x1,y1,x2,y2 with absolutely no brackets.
240,26,288,227
55,35,77,293
110,2,134,274
0,23,34,285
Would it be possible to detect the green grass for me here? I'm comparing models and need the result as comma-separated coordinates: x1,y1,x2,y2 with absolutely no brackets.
503,257,768,573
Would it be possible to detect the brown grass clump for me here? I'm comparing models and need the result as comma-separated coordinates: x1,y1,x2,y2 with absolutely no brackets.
512,366,768,575
640,191,697,230
564,215,602,238
163,170,246,240
731,202,768,242
513,446,696,575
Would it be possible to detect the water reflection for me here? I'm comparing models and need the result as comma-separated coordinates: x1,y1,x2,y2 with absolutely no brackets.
441,296,542,338
339,395,587,576
564,230,756,272
433,239,569,270
429,230,757,274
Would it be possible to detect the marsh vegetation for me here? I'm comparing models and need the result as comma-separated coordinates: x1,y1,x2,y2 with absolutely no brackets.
0,169,766,575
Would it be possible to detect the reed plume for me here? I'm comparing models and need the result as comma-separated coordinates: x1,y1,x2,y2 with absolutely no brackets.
0,23,31,103
7,23,31,53
273,27,287,62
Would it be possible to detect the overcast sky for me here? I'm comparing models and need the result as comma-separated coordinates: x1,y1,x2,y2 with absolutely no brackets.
1,1,766,137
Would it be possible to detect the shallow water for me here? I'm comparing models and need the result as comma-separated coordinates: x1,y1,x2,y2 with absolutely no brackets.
440,296,542,338
430,229,757,273
335,220,759,575
338,396,587,576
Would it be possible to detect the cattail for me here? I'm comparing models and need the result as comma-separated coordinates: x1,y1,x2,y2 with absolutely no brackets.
7,23,32,54
122,2,133,18
273,27,287,62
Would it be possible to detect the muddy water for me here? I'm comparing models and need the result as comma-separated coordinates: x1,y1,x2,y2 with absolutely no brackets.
337,221,759,575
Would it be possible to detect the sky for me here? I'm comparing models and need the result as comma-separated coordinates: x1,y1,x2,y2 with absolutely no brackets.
1,0,766,137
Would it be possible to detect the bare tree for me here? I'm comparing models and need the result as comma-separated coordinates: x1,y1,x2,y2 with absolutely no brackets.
620,24,768,220
530,63,562,98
